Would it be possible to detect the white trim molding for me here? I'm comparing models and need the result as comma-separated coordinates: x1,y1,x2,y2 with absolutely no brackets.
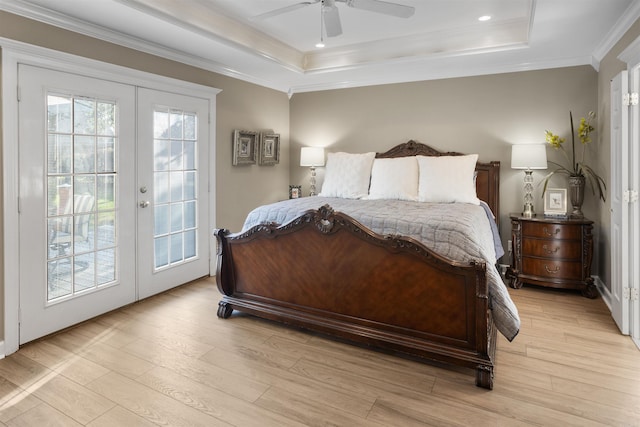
594,0,640,63
594,275,612,312
619,34,640,66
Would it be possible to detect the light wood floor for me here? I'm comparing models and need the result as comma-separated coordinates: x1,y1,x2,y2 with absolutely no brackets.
0,277,638,426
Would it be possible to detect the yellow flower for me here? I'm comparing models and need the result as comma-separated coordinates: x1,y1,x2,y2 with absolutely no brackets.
545,131,565,149
541,111,606,202
578,111,595,144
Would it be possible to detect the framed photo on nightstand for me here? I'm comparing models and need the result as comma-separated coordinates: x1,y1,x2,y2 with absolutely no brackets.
289,185,302,199
544,188,567,216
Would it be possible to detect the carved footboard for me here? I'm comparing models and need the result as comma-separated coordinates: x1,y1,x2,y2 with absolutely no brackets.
214,205,496,389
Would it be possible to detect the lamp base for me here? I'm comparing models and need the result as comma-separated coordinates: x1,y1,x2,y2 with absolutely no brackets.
522,202,535,218
309,166,317,196
520,169,536,218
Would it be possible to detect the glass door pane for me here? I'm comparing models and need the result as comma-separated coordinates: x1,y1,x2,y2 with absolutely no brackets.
152,108,198,270
47,95,118,302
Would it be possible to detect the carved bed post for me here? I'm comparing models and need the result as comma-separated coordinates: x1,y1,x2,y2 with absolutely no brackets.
214,229,234,318
473,260,495,390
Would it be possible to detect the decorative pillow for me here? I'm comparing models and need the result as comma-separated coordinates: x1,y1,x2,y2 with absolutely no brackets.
318,152,376,199
417,154,480,204
366,157,419,201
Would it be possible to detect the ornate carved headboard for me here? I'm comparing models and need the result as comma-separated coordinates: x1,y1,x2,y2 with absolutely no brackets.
376,140,500,229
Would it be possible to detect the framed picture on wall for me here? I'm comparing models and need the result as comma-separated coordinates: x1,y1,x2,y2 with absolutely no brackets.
259,133,280,166
232,130,258,166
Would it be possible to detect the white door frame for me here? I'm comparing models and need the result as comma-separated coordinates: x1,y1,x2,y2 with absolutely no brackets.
1,39,220,356
618,37,640,349
629,65,640,349
610,70,630,334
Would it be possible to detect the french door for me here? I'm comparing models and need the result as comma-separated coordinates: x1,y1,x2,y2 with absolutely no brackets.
137,88,210,298
610,70,630,334
18,65,211,344
611,66,640,350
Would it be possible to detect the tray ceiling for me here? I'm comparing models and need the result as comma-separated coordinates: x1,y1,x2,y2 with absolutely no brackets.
1,0,637,94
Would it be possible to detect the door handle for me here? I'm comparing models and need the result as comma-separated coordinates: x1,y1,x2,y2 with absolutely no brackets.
139,200,150,208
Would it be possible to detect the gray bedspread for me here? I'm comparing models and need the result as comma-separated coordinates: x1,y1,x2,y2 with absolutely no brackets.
243,197,520,341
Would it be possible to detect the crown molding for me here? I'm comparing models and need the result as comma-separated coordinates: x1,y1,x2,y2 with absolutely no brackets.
0,0,621,96
0,0,291,91
593,0,640,62
304,18,529,72
118,0,305,72
618,32,640,65
288,54,594,95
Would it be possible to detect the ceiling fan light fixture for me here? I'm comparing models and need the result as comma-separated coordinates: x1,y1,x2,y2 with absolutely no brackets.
254,0,413,45
316,2,326,48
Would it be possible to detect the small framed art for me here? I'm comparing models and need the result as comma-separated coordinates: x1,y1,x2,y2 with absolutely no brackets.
289,185,302,199
544,188,567,216
232,130,258,166
259,133,280,166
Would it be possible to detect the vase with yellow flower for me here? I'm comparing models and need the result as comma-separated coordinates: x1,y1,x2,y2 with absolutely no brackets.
541,111,606,218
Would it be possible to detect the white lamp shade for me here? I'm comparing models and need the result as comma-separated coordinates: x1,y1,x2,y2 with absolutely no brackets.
511,144,547,170
300,147,325,167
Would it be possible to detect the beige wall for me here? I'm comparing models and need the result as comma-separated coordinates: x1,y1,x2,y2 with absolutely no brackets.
290,66,600,268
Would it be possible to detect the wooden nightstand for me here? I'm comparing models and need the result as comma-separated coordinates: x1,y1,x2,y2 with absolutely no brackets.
506,214,597,298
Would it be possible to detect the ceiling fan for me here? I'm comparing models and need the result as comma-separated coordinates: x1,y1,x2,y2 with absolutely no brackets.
251,0,415,38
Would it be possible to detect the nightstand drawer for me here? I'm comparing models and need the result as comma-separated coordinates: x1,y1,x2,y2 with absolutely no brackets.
522,257,583,280
522,239,582,259
522,222,582,240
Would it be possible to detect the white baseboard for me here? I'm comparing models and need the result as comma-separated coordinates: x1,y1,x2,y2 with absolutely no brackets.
594,275,612,312
592,277,639,350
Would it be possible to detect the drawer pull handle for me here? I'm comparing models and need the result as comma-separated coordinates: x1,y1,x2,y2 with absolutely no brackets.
542,244,559,254
543,226,561,237
544,265,560,274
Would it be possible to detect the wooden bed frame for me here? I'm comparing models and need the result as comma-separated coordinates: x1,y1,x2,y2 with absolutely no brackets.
214,140,501,389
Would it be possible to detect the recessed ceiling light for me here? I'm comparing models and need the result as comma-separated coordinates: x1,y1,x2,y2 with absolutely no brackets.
478,15,492,21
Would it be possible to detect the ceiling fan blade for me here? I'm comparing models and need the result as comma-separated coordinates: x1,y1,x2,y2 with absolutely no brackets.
342,0,415,18
323,4,343,37
250,1,319,21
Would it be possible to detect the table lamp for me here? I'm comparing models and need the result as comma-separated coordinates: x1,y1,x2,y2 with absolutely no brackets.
300,147,325,196
511,144,547,217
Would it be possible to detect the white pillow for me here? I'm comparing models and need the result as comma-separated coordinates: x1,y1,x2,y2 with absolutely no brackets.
417,154,480,205
366,157,419,201
319,152,376,199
